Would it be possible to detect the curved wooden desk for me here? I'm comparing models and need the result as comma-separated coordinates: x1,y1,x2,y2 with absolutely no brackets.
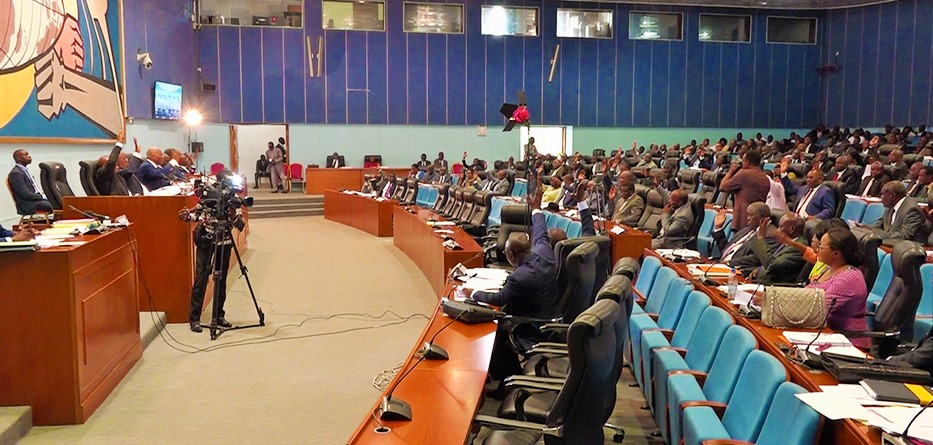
644,249,878,445
323,190,397,237
305,167,412,195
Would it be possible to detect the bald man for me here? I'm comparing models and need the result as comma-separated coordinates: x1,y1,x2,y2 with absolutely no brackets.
651,189,694,249
8,149,53,215
136,147,174,191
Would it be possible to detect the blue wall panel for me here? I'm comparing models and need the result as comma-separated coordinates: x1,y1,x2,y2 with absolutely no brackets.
240,28,264,123
407,34,428,125
283,30,307,123
199,28,221,122
262,28,285,123
874,5,897,125
840,8,862,126
446,34,467,125
891,0,914,125
427,35,448,125
908,4,933,124
218,27,242,123
719,44,738,127
198,2,825,128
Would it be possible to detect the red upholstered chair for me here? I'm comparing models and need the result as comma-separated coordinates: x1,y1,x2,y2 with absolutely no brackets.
210,163,225,175
289,163,305,191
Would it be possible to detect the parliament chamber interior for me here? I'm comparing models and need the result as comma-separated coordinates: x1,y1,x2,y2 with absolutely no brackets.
1,0,932,444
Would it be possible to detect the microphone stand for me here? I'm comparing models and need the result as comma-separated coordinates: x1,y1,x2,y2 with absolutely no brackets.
794,297,838,367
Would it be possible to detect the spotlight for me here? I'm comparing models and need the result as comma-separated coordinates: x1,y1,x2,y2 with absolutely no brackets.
183,109,203,127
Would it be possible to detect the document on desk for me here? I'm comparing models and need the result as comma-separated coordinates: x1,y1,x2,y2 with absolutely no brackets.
461,277,505,292
819,385,920,407
149,185,182,196
609,225,625,234
783,332,854,347
794,392,881,421
427,221,456,227
657,248,702,259
686,264,732,277
465,268,510,281
865,406,933,441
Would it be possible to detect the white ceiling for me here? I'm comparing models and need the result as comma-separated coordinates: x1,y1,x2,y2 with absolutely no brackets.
577,0,896,10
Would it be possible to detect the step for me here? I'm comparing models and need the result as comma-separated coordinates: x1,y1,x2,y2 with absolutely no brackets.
251,197,323,205
249,209,323,219
251,205,323,214
140,311,166,349
0,406,32,445
251,202,323,209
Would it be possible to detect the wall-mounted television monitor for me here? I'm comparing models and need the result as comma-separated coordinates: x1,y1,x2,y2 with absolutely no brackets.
153,81,183,120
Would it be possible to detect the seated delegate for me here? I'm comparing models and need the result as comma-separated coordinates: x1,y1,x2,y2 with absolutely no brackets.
8,149,53,214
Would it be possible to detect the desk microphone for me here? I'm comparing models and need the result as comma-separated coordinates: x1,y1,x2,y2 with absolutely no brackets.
794,297,837,367
68,205,109,222
418,311,466,360
378,355,423,421
700,261,725,287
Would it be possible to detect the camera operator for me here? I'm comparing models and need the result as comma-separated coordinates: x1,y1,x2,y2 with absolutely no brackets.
178,173,249,333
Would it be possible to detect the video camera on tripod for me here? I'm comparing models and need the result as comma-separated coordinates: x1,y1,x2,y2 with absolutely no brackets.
193,170,254,232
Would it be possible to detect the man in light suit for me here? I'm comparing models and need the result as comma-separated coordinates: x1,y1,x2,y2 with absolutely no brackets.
651,189,694,248
490,170,511,195
857,161,890,197
8,149,53,215
867,181,927,243
611,182,644,226
828,155,859,195
710,202,777,273
781,169,836,220
433,167,452,185
750,214,807,284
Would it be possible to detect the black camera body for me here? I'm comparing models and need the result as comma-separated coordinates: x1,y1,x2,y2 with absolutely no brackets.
193,171,254,233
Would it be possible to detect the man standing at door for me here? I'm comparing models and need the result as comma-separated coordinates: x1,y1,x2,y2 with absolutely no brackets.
266,141,287,193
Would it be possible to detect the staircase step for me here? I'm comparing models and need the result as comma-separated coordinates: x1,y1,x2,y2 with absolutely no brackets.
250,209,323,219
0,407,32,445
140,312,166,349
251,197,322,206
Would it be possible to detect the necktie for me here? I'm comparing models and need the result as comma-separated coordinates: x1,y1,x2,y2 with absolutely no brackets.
333,159,338,168
722,229,755,262
862,178,874,197
797,188,816,217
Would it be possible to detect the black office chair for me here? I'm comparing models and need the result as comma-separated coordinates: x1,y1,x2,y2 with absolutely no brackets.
823,180,848,217
554,236,612,304
678,169,701,194
461,191,493,237
700,171,718,203
850,226,883,292
78,160,100,196
390,178,407,201
592,149,606,158
473,299,623,445
452,189,477,223
39,162,75,211
402,178,418,204
433,184,450,212
684,193,708,250
636,189,667,236
843,241,925,359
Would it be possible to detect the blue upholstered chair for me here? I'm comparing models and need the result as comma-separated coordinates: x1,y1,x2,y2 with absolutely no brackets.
680,351,788,445
649,306,733,419
511,179,527,197
696,209,718,257
868,252,893,312
662,325,757,445
629,277,693,392
556,216,572,234
635,255,663,297
638,291,711,399
840,198,868,222
861,202,885,224
486,197,507,227
915,264,933,342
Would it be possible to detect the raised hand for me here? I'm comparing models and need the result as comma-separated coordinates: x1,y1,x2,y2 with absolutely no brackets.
529,178,544,209
713,208,727,229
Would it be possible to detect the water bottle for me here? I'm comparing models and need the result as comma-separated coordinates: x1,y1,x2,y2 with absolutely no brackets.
727,267,737,299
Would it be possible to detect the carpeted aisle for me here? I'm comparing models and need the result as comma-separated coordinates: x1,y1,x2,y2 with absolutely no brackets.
20,217,437,445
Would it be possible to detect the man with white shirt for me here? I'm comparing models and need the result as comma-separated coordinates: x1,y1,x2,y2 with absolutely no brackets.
710,202,776,273
867,181,927,243
781,169,836,220
8,149,53,214
765,170,788,211
857,161,891,197
136,148,176,191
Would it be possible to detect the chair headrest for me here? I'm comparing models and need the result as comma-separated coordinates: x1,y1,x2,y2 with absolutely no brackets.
646,189,666,207
701,170,718,186
890,240,925,276
596,275,632,303
568,241,599,264
611,257,640,280
687,193,706,208
571,299,618,336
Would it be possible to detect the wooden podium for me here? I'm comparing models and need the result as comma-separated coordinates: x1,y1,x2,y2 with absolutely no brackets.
0,229,141,425
63,195,248,323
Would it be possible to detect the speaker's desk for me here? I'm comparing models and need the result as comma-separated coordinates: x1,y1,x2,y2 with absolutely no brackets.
63,195,248,323
392,206,484,295
0,229,141,425
645,249,877,445
305,167,411,195
323,190,397,237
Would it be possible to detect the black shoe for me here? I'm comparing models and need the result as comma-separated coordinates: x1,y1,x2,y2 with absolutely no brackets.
214,318,233,328
189,321,202,333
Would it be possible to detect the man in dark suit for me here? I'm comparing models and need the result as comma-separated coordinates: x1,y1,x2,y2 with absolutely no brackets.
416,153,431,170
828,155,859,195
490,169,511,195
885,326,932,374
887,149,908,180
857,161,891,197
163,148,188,180
8,149,53,215
750,214,807,284
781,169,836,220
325,152,345,168
867,181,927,243
136,148,174,191
710,202,776,273
651,189,694,248
0,223,35,242
470,183,559,380
433,167,452,185
94,131,131,196
377,172,397,198
906,165,933,200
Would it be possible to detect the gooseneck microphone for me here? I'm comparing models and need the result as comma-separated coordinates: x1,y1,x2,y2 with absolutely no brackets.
68,205,109,222
378,355,423,421
796,296,838,365
418,311,466,360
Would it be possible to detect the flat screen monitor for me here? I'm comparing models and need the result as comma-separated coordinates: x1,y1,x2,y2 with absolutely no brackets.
153,81,182,120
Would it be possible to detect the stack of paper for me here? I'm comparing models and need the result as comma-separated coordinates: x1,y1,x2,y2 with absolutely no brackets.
0,240,39,252
427,221,456,227
686,264,732,277
783,332,854,347
657,249,702,259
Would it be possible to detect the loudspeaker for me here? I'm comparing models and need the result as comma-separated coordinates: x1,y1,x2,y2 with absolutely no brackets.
190,141,204,153
201,83,216,92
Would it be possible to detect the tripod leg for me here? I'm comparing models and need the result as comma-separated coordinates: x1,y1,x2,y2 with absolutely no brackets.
230,241,265,326
209,232,227,340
